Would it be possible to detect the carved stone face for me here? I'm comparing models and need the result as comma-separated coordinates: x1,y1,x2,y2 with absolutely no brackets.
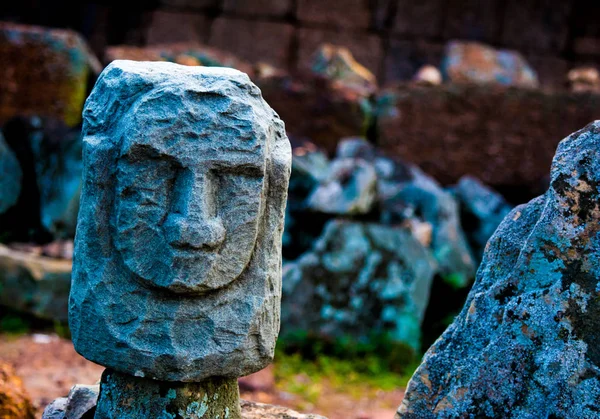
71,62,291,381
113,94,267,294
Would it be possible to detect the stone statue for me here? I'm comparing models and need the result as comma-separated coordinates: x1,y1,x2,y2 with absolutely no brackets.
69,60,291,417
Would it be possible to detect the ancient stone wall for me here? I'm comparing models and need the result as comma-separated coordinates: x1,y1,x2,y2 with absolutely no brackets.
2,0,599,86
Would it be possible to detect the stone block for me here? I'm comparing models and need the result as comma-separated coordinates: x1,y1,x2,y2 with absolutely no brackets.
527,54,569,90
157,0,219,10
146,10,211,45
209,17,294,67
376,84,600,196
0,22,96,127
383,39,443,83
442,0,502,43
392,0,444,37
501,0,572,53
222,0,293,17
296,0,370,29
297,28,383,77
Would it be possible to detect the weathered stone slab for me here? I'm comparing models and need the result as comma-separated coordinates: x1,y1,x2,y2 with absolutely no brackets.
69,60,291,382
0,22,99,127
398,121,600,418
0,244,71,321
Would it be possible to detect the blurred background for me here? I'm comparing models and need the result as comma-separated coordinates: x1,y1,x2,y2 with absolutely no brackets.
0,1,599,418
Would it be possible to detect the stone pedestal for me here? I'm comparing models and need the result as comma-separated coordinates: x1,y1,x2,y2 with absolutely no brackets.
95,370,241,419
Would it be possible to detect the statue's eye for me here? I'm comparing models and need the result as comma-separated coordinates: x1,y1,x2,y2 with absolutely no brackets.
117,154,180,207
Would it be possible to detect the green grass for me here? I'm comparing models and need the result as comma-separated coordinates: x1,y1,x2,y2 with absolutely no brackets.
274,331,421,402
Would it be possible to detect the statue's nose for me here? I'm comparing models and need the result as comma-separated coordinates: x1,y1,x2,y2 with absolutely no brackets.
164,170,226,250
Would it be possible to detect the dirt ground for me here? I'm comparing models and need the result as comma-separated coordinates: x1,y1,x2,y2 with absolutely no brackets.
0,333,401,419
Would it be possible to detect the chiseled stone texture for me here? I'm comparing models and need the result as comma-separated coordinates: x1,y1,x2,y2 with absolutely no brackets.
0,132,21,214
398,121,600,418
69,60,291,382
282,219,437,350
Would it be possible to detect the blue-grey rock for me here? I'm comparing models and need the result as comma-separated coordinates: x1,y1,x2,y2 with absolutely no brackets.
282,219,437,350
65,384,99,419
283,139,330,255
453,175,513,261
42,397,67,419
0,244,71,321
31,121,83,239
336,138,476,288
442,41,539,88
307,157,377,215
95,370,240,419
69,60,291,382
0,132,21,215
398,121,600,418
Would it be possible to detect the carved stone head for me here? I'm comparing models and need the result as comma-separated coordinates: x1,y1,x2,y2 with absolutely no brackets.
70,61,291,381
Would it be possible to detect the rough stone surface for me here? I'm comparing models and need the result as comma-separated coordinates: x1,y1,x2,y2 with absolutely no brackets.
398,121,600,418
337,138,475,287
282,219,437,350
65,384,99,419
69,61,291,381
42,397,67,419
311,44,377,96
0,362,35,419
95,370,241,419
296,28,383,77
441,41,539,88
0,244,71,321
307,158,378,215
240,400,328,418
453,175,512,261
0,132,21,215
0,22,98,127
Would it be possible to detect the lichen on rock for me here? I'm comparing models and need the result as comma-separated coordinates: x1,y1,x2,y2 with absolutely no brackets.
398,121,600,418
